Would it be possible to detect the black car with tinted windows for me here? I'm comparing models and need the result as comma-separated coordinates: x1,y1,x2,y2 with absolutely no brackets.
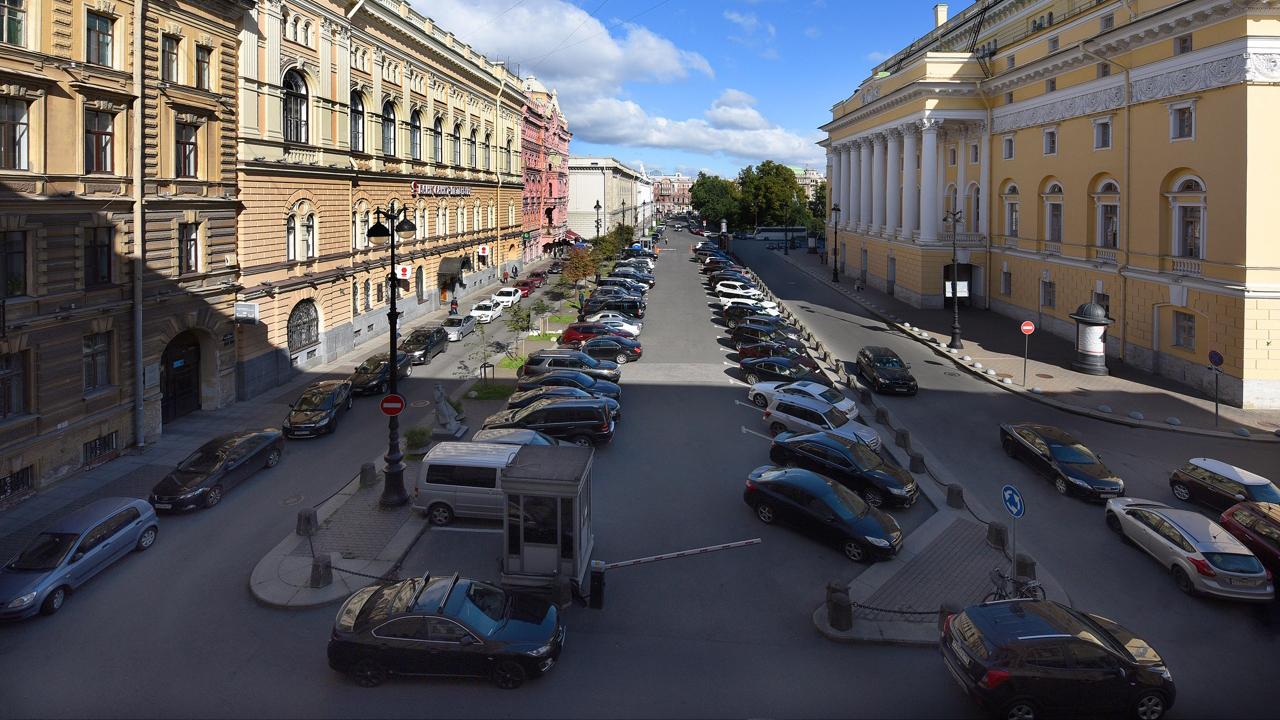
149,430,284,511
400,326,449,365
999,423,1125,500
723,304,769,327
737,341,819,371
328,573,565,689
770,431,918,508
732,322,802,349
283,380,353,438
506,386,620,421
740,356,832,387
514,370,621,400
572,335,643,364
584,297,646,319
856,346,917,395
482,398,615,446
940,599,1174,720
350,351,413,395
519,349,621,383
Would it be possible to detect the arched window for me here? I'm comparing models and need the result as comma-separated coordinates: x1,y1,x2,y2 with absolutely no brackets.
1043,182,1064,244
302,20,311,46
1169,176,1205,259
304,213,316,258
410,112,422,160
287,300,320,352
362,279,371,311
971,185,981,232
488,204,495,229
452,123,462,165
349,92,364,152
381,100,396,156
1094,180,1120,249
457,204,466,233
508,203,515,227
282,70,308,143
351,211,358,250
415,265,424,302
504,139,512,173
946,184,958,215
437,204,447,236
483,132,491,170
289,15,299,41
351,281,358,318
433,118,443,162
473,201,481,230
286,214,297,261
469,129,477,167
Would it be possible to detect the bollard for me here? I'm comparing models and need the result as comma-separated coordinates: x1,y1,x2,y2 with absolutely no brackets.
1015,553,1037,581
938,601,963,631
908,451,926,473
826,581,852,632
588,560,606,610
946,484,965,509
858,387,873,404
359,462,378,488
310,553,333,588
987,522,1009,553
895,427,911,450
875,406,891,426
296,507,319,537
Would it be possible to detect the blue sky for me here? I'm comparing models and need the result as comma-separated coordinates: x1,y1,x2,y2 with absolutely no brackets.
416,0,975,178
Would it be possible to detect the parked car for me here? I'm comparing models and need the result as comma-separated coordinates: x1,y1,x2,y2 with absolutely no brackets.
506,386,620,421
1219,502,1280,578
582,298,646,320
731,321,802,347
585,310,643,329
856,346,918,395
470,300,503,323
763,394,880,449
527,271,548,287
740,356,831,388
519,349,622,383
743,466,902,562
999,423,1125,500
1104,498,1273,600
0,498,158,620
514,279,537,297
940,600,1175,720
1169,458,1280,510
589,286,643,300
470,427,571,447
723,302,780,326
492,287,523,307
715,281,763,300
770,431,917,507
328,574,565,689
738,314,802,337
514,370,622,401
482,397,616,446
283,380,353,438
737,340,817,371
548,260,564,273
560,323,633,345
597,277,647,296
400,326,449,365
350,351,413,395
748,379,858,417
610,267,655,286
442,314,478,341
569,335,643,364
708,271,753,287
149,430,284,511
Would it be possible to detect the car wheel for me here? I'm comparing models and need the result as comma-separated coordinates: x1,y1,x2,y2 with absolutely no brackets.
427,503,455,526
751,393,768,408
265,448,282,468
1134,690,1168,720
616,353,628,365
346,396,354,410
135,525,158,551
745,373,760,385
842,540,867,562
769,422,787,436
754,502,777,524
40,586,68,616
570,435,593,447
1170,481,1191,502
1002,437,1017,458
1000,699,1038,720
860,488,886,508
1171,565,1196,595
204,486,223,509
353,658,388,688
327,417,339,435
1054,476,1069,495
1105,512,1123,535
492,660,527,690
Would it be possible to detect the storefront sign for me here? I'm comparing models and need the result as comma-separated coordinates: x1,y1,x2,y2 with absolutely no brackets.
477,244,489,256
410,182,472,197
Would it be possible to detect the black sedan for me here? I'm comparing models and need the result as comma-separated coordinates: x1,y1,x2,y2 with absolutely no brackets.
350,351,413,395
328,574,565,689
1000,423,1125,500
856,346,917,395
770,431,918,508
149,430,284,511
514,370,621,400
743,466,902,562
739,356,831,387
399,326,448,365
566,335,643,364
283,380,353,438
507,386,621,421
731,321,803,347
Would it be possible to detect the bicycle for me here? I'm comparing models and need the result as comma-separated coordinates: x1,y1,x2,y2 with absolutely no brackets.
983,567,1046,602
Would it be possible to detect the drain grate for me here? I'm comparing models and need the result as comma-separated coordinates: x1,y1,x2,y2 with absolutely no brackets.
1036,373,1054,379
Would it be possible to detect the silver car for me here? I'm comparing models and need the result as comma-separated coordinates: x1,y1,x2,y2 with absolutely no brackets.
1105,498,1274,601
763,394,881,450
442,314,477,341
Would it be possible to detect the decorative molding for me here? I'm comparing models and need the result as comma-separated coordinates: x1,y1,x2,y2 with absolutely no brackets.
1245,51,1280,80
993,84,1124,133
0,83,44,99
1131,53,1245,102
859,83,882,106
85,98,128,113
919,117,943,132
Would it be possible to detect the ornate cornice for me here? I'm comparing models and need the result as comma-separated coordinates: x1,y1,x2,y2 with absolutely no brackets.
820,81,978,134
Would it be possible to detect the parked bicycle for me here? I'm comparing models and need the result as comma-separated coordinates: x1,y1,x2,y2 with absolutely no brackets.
984,567,1046,602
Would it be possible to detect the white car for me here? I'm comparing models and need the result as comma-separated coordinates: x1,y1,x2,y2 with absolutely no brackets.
599,319,642,337
470,300,502,323
492,287,523,307
442,314,477,341
715,281,762,299
722,297,781,317
763,395,880,449
586,310,643,329
748,380,858,418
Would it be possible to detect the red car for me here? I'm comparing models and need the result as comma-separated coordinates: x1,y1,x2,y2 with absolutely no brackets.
1219,501,1280,578
559,323,636,344
737,341,819,371
528,271,548,287
513,280,536,297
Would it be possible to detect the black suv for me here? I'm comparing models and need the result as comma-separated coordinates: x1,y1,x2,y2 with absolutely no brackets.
583,297,646,319
482,398,616,446
941,600,1174,720
519,350,621,383
857,346,917,394
400,326,449,365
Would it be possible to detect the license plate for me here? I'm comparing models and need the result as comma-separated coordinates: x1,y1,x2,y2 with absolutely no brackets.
1225,577,1261,587
154,503,172,509
950,639,969,666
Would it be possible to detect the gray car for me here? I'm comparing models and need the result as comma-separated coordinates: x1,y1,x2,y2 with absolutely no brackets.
0,497,159,620
442,314,477,341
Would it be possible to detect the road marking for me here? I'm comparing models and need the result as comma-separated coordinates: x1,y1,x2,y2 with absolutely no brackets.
727,379,748,387
740,425,773,441
431,526,503,534
722,361,737,368
734,400,761,411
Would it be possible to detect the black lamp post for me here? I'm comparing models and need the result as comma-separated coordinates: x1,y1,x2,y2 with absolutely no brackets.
593,199,602,239
831,203,841,282
944,209,964,350
366,201,416,507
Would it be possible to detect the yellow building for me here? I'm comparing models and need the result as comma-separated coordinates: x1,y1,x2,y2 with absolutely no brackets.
234,0,525,398
822,0,1280,408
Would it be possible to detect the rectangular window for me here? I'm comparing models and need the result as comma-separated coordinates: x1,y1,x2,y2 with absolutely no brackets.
1007,54,1015,69
82,431,117,463
1047,35,1059,52
175,123,198,178
82,332,111,391
1094,119,1112,149
84,110,114,174
1097,62,1111,78
1004,91,1014,105
177,223,199,275
0,352,25,419
2,229,25,298
1173,311,1195,349
1,0,24,47
1040,280,1056,308
85,227,112,286
0,465,33,503
1171,106,1194,140
948,147,956,166
86,12,113,67
1100,13,1114,31
1177,205,1202,257
1100,204,1119,247
161,36,178,83
1000,270,1011,296
969,144,978,164
1045,77,1057,93
1174,34,1192,55
375,281,383,303
1006,202,1019,236
1043,129,1057,155
0,97,26,170
1047,203,1062,242
1002,136,1014,160
195,47,211,90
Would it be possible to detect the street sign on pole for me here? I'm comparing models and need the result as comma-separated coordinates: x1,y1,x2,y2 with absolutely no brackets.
1020,322,1035,387
1021,321,1036,335
393,264,412,280
380,394,406,416
1208,350,1224,367
1002,484,1024,578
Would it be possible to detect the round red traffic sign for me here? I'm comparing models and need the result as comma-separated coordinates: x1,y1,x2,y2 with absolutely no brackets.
1021,321,1036,335
379,393,406,416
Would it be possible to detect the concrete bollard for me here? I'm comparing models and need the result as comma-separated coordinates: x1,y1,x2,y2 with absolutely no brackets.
359,462,378,488
296,508,319,537
946,484,965,509
310,553,333,588
1015,553,1037,581
909,451,926,473
987,522,1009,552
875,406,891,426
895,427,911,449
858,387,873,405
826,581,853,632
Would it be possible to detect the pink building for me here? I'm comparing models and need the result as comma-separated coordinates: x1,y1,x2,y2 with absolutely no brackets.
521,76,572,265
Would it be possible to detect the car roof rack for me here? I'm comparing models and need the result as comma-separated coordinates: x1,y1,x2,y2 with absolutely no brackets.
437,572,460,613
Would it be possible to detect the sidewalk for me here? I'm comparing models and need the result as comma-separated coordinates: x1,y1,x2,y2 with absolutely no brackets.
775,248,1280,441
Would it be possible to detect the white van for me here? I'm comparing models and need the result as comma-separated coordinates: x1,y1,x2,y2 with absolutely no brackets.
412,442,521,525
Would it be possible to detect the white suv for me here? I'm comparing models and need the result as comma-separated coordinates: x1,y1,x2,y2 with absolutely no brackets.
492,287,523,307
763,395,880,449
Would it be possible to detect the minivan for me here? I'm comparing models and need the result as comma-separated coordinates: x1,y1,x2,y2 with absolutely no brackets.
412,442,522,526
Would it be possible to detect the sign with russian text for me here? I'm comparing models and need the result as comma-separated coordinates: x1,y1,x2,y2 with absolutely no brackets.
410,181,472,197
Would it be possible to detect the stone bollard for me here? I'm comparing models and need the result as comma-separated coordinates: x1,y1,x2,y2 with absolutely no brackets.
826,581,853,632
987,522,1009,552
858,387,874,404
909,451,926,473
310,553,333,588
296,507,319,537
895,428,911,449
875,406,891,426
359,462,378,488
946,484,965,509
1015,553,1037,581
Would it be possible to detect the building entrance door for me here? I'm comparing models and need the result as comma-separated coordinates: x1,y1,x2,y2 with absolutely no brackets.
161,331,202,423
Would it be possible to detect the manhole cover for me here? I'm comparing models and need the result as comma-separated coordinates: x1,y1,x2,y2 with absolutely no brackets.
945,371,961,377
411,400,431,408
1035,373,1054,379
282,494,303,507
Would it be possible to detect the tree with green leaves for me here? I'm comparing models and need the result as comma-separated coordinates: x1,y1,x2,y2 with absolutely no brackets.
736,161,811,230
689,173,740,231
562,247,595,285
505,303,533,356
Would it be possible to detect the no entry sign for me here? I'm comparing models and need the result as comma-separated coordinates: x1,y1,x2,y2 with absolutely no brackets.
1021,321,1036,335
380,393,406,416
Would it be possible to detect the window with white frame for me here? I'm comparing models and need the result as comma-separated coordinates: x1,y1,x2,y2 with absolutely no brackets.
1002,135,1014,160
195,46,211,90
409,112,421,160
1003,184,1020,237
304,212,316,258
1173,311,1195,349
1040,279,1056,308
351,211,357,250
1170,102,1194,140
1045,77,1057,93
177,223,199,275
86,12,113,67
1170,177,1205,259
948,147,956,166
451,123,461,165
437,204,447,235
381,100,396,156
1043,183,1063,243
84,109,114,174
1005,91,1014,105
1047,35,1059,52
1043,128,1057,155
1097,62,1111,78
0,97,28,170
1007,54,1015,69
508,203,515,227
349,92,364,152
2,0,24,47
1093,118,1112,149
457,204,465,233
161,36,179,83
1100,13,1114,31
286,213,296,261
969,143,978,164
1095,181,1119,248
175,123,198,178
433,118,443,162
1174,34,1192,55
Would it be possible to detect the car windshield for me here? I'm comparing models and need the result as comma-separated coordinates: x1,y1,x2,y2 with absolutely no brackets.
874,355,905,369
845,440,883,469
443,317,463,327
178,444,228,472
294,391,331,411
822,406,849,428
1205,552,1265,574
355,358,387,374
475,303,493,311
1048,442,1098,465
7,532,79,571
1248,483,1280,503
829,482,870,518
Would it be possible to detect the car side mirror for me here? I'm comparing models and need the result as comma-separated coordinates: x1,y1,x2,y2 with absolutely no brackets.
1235,493,1247,502
71,552,85,563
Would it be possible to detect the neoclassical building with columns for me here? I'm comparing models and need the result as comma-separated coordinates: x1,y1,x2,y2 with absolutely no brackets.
823,0,1280,407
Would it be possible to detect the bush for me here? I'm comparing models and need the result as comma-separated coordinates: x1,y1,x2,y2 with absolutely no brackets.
404,426,431,449
498,355,526,369
469,382,517,400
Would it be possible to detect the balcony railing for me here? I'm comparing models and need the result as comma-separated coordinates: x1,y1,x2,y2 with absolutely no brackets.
1163,256,1203,276
284,146,320,166
998,235,1021,248
1039,239,1061,255
1089,246,1118,264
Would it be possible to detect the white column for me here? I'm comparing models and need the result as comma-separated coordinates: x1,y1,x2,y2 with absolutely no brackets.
919,119,941,243
885,129,901,238
845,142,859,228
901,123,919,239
238,8,260,137
826,149,837,226
336,24,352,150
859,138,872,230
871,133,886,233
978,121,991,236
955,125,968,226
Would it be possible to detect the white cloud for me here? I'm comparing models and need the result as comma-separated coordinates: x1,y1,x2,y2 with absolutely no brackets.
705,89,770,130
866,50,891,62
723,9,777,59
723,10,760,34
803,26,821,39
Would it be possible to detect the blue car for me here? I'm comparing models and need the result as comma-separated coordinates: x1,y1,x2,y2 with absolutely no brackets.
0,497,158,620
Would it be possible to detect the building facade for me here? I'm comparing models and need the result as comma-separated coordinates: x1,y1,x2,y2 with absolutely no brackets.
520,75,571,265
1,0,249,501
652,173,693,215
821,0,1280,407
567,157,647,239
234,0,526,399
792,167,825,201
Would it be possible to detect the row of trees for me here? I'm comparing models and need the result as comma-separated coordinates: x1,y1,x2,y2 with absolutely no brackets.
689,160,828,236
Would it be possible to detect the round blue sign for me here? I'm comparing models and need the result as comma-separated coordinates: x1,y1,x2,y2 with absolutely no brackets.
1208,350,1224,367
1001,484,1025,519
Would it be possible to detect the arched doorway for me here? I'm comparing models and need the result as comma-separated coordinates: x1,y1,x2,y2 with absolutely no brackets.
161,331,202,423
288,300,320,356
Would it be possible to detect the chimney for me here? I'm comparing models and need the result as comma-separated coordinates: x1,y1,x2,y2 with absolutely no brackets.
933,3,949,27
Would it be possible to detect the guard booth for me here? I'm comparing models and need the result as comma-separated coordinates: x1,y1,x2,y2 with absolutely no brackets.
500,445,595,606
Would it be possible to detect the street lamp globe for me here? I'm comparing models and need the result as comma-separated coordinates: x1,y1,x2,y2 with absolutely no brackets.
394,215,416,241
366,217,391,245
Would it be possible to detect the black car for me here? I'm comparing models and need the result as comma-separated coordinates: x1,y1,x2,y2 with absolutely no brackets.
519,350,621,383
283,380,353,438
400,326,449,365
708,270,752,287
723,304,771,327
548,260,564,273
589,287,644,302
743,466,902,562
739,356,832,387
731,322,802,349
350,351,413,395
574,335,642,364
514,370,622,400
149,430,284,511
856,346,918,395
737,341,819,372
940,600,1174,720
328,574,565,689
770,431,918,508
482,397,615,446
1000,423,1125,500
610,269,655,287
583,297,646,319
506,386,621,421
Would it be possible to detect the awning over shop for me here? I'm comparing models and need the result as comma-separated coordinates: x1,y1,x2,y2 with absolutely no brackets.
438,256,467,286
564,229,582,241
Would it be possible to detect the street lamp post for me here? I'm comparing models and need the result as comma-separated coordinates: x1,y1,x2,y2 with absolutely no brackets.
593,199,602,239
831,203,840,283
944,209,964,350
365,201,416,507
